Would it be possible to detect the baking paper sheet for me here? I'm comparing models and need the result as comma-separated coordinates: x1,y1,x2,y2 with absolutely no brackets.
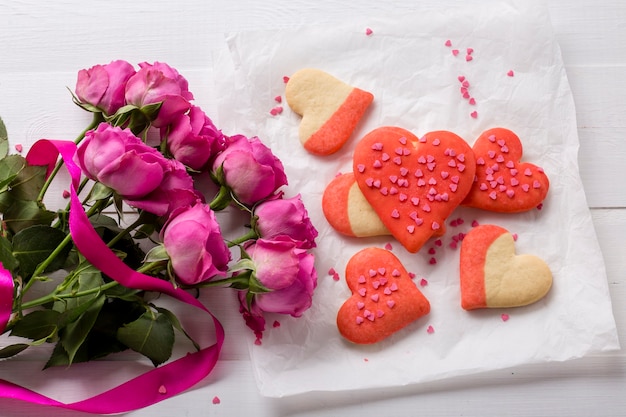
216,0,620,397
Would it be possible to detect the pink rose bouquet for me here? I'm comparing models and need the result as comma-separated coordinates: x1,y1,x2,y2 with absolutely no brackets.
0,60,319,411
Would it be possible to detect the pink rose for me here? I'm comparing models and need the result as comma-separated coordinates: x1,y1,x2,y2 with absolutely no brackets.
126,159,202,217
161,105,226,170
243,238,317,317
76,123,166,199
75,60,136,115
211,135,287,206
253,193,318,249
124,62,193,127
161,204,231,286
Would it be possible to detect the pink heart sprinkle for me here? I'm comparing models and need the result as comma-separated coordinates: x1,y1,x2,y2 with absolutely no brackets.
470,110,478,118
377,310,385,318
387,300,396,308
458,75,465,82
274,95,282,103
392,269,401,277
471,220,480,227
466,55,473,62
356,316,364,324
429,257,437,265
467,47,474,54
452,49,460,56
369,269,377,277
501,313,510,322
212,396,221,405
365,27,373,36
283,76,290,83
512,233,518,241
435,239,443,247
445,39,452,47
62,190,71,199
407,225,415,234
358,275,366,284
158,385,167,395
15,144,23,153
506,189,515,198
507,70,514,77
371,294,380,302
469,97,476,105
358,288,367,297
357,302,365,310
524,168,533,176
427,325,435,334
420,278,428,287
384,287,392,295
378,267,386,275
357,164,366,173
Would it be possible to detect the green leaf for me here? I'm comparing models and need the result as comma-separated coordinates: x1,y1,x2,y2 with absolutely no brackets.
88,182,113,202
11,225,71,277
0,154,25,192
59,295,105,365
0,343,29,359
116,310,174,366
3,200,56,234
154,306,200,351
0,234,19,271
10,309,60,341
8,163,47,201
144,244,169,263
0,117,8,158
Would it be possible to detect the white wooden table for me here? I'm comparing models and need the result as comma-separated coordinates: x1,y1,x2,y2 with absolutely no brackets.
0,0,624,416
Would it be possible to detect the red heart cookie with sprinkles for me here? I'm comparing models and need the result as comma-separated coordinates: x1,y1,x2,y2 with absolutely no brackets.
353,127,476,253
460,224,552,310
337,247,430,344
462,128,549,213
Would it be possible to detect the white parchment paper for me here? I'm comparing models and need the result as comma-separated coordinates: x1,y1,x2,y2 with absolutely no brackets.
215,0,620,397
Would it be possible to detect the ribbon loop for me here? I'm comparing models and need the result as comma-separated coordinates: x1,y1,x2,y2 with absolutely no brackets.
0,139,224,414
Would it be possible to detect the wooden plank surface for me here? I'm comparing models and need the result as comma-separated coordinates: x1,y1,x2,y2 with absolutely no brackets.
0,0,624,416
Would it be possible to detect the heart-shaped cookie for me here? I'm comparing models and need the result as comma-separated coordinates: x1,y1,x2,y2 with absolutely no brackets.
285,68,374,156
462,128,549,212
460,224,552,310
353,127,476,253
322,172,390,237
337,247,430,344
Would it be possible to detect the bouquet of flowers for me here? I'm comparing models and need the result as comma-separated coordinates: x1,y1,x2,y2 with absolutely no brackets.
0,60,318,411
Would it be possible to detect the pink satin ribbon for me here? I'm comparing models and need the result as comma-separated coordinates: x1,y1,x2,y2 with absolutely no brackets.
0,264,13,334
0,139,224,414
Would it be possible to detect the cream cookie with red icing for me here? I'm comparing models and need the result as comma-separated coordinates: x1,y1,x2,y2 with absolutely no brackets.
337,247,430,344
322,172,390,237
460,224,552,310
285,68,374,156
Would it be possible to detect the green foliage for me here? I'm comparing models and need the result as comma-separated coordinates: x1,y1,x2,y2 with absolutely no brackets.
11,225,71,278
117,309,175,367
0,117,8,158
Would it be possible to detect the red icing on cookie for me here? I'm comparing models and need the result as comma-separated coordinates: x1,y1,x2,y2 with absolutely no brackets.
304,88,373,155
353,127,475,253
462,128,549,212
337,247,430,344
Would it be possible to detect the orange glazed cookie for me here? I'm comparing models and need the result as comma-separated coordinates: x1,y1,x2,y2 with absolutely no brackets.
462,128,549,212
337,247,430,344
285,68,374,156
460,224,552,310
353,127,476,253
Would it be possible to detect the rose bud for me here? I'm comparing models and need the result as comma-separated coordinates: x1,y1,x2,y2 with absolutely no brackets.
75,123,166,199
161,204,231,286
243,237,317,317
75,60,136,115
161,105,226,170
124,61,193,127
211,134,287,206
253,193,318,249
